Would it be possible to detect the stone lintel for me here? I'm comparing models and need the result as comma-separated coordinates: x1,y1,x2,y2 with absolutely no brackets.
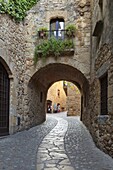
46,10,68,22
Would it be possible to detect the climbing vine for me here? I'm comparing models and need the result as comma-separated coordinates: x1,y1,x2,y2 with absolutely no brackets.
0,0,39,21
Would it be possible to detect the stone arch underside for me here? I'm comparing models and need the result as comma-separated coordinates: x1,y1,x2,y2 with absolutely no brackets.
26,63,89,128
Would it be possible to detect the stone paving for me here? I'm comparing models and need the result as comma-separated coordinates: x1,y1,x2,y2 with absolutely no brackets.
64,116,113,170
0,117,57,170
0,112,113,170
37,117,74,170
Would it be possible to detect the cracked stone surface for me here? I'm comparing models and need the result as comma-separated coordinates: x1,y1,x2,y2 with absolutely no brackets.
37,117,74,170
37,112,113,170
0,112,113,170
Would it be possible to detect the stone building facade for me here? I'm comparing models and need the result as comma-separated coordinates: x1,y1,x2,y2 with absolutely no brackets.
82,0,113,157
47,81,67,112
2,0,113,159
0,14,26,134
47,81,81,115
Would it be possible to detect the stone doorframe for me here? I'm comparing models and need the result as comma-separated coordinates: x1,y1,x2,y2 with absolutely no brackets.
0,57,17,135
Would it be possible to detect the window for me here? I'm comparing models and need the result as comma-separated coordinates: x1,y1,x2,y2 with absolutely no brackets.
50,18,64,39
63,81,67,96
57,89,60,98
92,20,103,50
100,73,108,115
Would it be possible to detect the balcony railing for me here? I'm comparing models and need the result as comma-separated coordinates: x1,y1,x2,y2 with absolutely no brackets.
34,30,75,64
38,29,75,40
37,29,75,53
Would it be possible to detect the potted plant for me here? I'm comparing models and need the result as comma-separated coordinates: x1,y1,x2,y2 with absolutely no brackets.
34,37,74,65
66,24,76,38
38,27,48,38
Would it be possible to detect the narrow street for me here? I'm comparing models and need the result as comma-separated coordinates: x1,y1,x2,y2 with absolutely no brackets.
0,112,113,170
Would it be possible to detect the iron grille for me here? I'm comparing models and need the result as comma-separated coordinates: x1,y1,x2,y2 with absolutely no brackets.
0,63,10,136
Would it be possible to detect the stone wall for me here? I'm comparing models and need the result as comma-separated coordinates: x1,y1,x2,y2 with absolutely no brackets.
24,0,91,77
0,14,26,133
27,81,46,127
67,83,81,116
86,0,113,157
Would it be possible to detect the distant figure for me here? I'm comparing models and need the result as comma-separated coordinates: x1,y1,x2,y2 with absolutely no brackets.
47,105,52,113
57,103,60,112
53,103,57,113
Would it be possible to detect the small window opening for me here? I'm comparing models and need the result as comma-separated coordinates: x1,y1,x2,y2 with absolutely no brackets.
58,89,60,98
50,18,65,39
100,73,108,115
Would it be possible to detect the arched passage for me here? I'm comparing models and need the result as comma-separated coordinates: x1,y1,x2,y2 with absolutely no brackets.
27,63,89,127
0,59,10,136
27,63,89,126
47,80,81,116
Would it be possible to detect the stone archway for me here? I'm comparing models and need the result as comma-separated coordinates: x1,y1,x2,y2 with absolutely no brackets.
47,80,81,116
27,63,89,128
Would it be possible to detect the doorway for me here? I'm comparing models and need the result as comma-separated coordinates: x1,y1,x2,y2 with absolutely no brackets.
0,62,10,136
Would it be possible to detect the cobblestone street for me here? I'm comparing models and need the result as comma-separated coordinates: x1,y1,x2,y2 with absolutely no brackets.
0,112,113,170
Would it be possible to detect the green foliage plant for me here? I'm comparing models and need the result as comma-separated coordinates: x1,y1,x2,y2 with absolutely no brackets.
66,24,76,38
38,27,48,38
34,37,74,64
0,0,38,21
